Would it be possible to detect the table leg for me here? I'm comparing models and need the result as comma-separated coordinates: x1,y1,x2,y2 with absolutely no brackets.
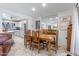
48,41,51,56
30,38,32,50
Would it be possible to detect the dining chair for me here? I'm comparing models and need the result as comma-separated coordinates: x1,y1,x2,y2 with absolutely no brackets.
47,30,58,55
40,30,49,49
49,36,55,50
31,31,40,53
24,30,32,49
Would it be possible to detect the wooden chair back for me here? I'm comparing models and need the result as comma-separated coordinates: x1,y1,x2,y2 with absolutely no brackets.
24,30,32,42
25,30,31,36
32,31,39,42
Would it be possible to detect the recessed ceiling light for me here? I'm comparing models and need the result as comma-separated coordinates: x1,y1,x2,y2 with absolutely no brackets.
2,13,7,18
2,13,6,17
32,7,36,11
42,3,46,7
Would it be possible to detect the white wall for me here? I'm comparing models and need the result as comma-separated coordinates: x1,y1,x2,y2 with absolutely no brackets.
27,18,36,30
40,17,58,29
71,7,79,55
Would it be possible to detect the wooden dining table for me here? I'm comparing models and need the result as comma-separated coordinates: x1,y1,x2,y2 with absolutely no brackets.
39,34,56,55
26,31,56,55
39,34,56,41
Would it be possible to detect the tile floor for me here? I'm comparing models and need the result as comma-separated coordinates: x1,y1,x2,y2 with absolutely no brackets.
7,36,71,56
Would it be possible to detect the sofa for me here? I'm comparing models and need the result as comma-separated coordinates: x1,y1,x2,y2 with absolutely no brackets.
0,33,13,56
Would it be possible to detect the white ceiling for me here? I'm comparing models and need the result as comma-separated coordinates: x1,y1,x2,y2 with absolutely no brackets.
0,3,76,19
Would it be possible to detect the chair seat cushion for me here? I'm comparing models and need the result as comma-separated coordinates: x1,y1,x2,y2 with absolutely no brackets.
0,38,7,45
3,40,14,45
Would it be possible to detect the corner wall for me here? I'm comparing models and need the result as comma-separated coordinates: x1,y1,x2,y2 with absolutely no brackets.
71,7,79,55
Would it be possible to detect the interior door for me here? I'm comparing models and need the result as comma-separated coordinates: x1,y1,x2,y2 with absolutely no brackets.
36,21,40,29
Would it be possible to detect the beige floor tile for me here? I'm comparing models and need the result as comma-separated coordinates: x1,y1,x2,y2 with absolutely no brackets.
8,36,70,56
